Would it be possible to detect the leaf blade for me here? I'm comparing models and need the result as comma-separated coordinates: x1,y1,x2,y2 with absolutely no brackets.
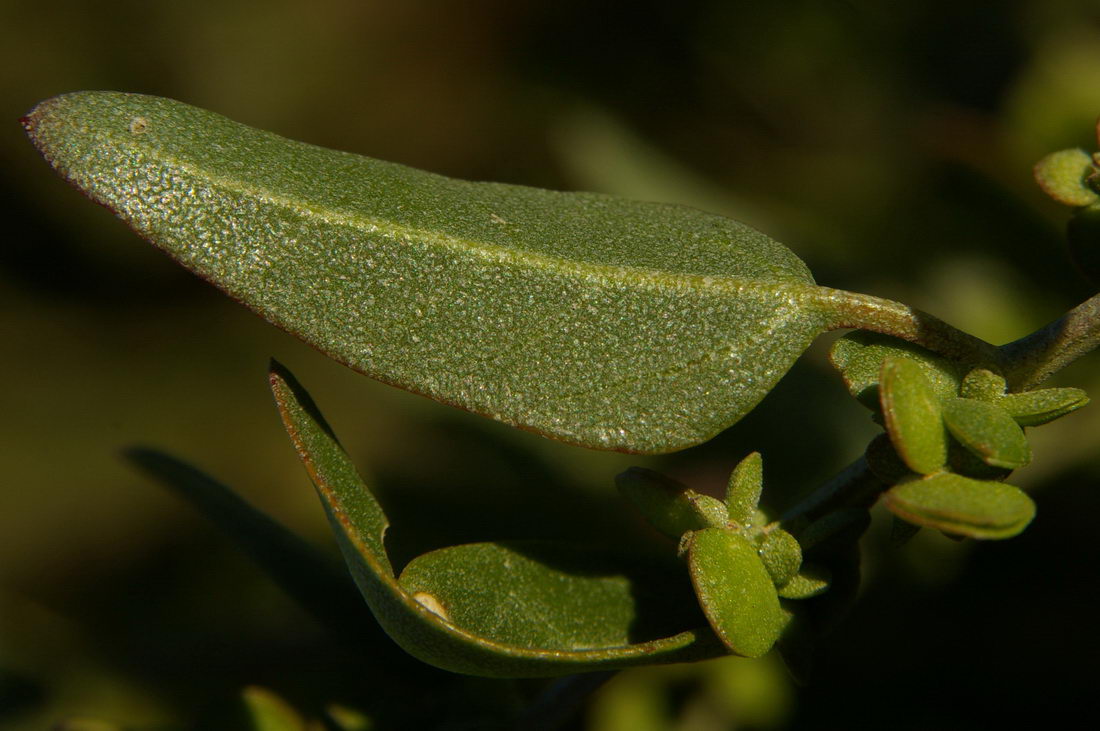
879,357,949,475
25,91,833,453
942,398,1031,470
882,473,1036,540
616,467,727,539
687,529,786,658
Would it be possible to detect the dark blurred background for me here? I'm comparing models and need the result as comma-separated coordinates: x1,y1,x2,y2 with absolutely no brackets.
4,1,1100,728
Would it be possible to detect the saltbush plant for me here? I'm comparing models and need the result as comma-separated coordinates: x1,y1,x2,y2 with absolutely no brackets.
22,91,1100,728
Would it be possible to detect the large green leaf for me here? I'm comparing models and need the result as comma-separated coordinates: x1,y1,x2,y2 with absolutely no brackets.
269,361,724,676
24,91,849,453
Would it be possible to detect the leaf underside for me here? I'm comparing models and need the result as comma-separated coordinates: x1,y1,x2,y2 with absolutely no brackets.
24,91,836,453
883,473,1035,539
269,361,724,677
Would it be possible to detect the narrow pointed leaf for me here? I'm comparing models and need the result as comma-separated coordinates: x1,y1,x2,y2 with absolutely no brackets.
829,331,963,410
725,451,763,524
883,473,1036,539
125,448,378,649
776,565,831,600
880,357,948,474
269,361,724,677
999,387,1089,426
942,398,1031,469
616,467,727,539
687,529,786,658
397,541,705,650
25,91,843,453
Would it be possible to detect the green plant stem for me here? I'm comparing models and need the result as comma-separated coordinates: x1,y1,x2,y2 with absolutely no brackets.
813,287,1004,370
1000,291,1100,390
781,456,886,524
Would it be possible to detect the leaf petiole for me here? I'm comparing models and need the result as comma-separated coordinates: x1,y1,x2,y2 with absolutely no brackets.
811,287,1003,370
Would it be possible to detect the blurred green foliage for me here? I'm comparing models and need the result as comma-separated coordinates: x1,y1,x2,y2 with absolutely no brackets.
4,0,1100,728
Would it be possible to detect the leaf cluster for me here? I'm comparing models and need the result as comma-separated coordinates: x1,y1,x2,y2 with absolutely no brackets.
831,332,1087,539
19,91,1100,691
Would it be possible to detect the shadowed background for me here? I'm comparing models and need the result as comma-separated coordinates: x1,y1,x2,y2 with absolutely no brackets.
3,1,1100,728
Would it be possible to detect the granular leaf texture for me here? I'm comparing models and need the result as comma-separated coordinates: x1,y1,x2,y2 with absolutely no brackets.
270,361,725,677
687,529,785,658
23,91,846,453
830,331,965,410
942,398,1031,470
879,357,948,475
883,473,1035,539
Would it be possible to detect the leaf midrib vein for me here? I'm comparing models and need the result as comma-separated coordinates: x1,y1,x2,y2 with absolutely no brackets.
140,143,819,298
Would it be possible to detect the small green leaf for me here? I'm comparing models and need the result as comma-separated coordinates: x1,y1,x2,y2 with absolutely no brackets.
398,541,703,650
270,361,724,677
25,91,846,454
757,529,802,588
616,468,727,539
687,529,786,658
242,686,308,731
947,441,1013,481
776,565,831,600
999,387,1089,426
942,398,1031,469
883,473,1036,539
726,452,764,524
879,357,948,474
1033,148,1099,207
829,332,964,411
959,369,1006,401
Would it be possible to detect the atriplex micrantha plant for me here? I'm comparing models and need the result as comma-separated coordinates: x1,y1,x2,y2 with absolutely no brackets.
21,92,1100,688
